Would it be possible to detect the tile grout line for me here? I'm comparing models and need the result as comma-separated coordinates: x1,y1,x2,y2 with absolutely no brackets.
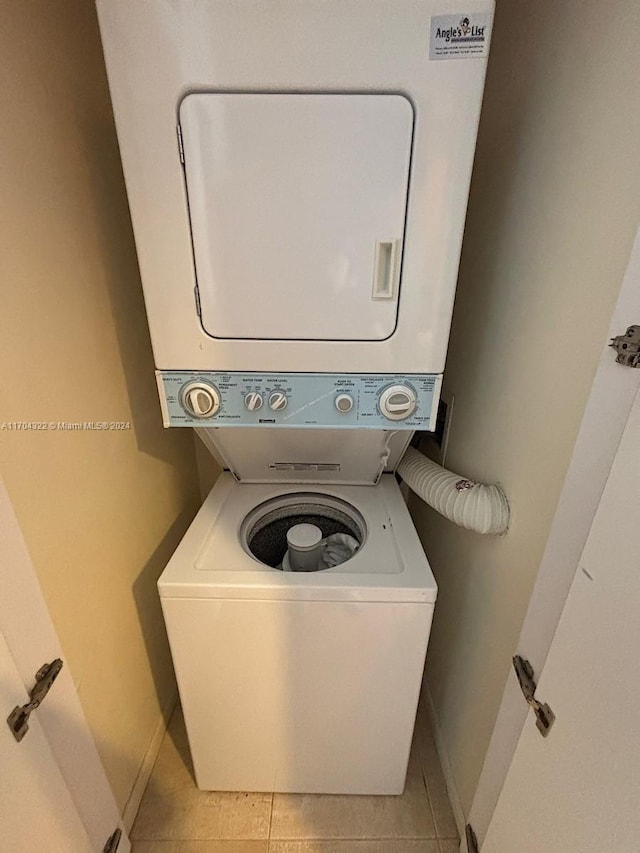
134,835,454,845
421,760,441,843
267,791,275,850
415,704,449,845
419,735,460,845
423,770,460,842
268,836,441,842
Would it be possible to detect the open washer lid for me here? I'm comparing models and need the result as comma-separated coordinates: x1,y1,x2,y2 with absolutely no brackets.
195,427,413,485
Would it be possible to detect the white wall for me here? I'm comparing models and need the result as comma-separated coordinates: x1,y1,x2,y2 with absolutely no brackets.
0,0,202,811
194,435,223,500
410,0,640,815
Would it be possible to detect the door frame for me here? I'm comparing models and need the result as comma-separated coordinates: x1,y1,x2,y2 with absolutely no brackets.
464,228,640,851
0,478,130,853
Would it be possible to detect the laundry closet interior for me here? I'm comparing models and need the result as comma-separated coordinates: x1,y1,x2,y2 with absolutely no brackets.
5,0,633,851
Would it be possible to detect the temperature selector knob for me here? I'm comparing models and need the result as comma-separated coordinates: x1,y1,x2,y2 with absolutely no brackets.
379,384,417,421
181,382,220,419
244,392,263,412
268,391,288,412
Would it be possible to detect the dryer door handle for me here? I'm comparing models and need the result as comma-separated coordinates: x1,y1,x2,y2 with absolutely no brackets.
372,240,400,300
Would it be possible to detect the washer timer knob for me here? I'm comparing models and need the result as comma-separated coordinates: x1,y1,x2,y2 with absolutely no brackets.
379,384,417,421
268,391,288,411
244,392,263,412
181,381,220,419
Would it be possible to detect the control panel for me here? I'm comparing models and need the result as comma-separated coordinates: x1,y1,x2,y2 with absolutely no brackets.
157,372,441,430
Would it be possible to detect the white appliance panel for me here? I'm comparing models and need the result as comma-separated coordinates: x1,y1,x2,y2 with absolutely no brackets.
158,474,437,793
162,595,432,793
195,427,412,485
157,371,441,433
96,0,494,374
180,94,412,341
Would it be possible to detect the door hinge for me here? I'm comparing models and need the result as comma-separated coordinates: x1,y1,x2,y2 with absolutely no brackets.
7,659,63,742
177,123,185,164
610,325,640,367
466,823,479,853
194,285,202,317
103,827,122,853
513,654,555,737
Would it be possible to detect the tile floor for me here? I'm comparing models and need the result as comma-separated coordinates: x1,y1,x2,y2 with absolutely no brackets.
131,702,459,853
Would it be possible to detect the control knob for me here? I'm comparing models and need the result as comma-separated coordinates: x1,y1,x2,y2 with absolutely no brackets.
379,384,417,421
181,381,220,419
268,391,288,411
335,393,354,413
244,392,263,411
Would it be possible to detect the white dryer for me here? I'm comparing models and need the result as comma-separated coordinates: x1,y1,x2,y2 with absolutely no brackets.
97,0,494,381
159,470,436,795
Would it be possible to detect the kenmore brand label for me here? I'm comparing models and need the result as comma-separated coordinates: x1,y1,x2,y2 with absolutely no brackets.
429,13,491,60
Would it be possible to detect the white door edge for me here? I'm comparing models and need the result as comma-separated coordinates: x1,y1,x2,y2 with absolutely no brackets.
465,225,640,849
481,381,640,852
0,478,130,853
1,628,95,852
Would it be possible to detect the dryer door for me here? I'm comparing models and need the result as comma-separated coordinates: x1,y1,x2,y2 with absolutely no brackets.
179,93,413,342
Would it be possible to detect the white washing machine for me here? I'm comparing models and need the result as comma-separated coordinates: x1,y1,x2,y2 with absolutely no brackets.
159,470,436,794
97,0,493,795
156,422,438,794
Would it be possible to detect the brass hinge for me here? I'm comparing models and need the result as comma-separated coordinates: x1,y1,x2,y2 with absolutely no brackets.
610,325,640,367
513,655,556,737
7,659,63,742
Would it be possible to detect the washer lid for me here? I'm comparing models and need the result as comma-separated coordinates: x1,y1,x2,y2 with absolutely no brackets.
195,427,413,485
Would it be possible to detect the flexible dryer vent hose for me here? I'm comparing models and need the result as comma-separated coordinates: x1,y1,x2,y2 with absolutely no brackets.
398,446,510,535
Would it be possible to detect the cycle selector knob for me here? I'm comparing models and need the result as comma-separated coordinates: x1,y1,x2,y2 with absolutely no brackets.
335,393,354,413
379,384,417,421
181,381,220,419
268,391,288,411
244,392,263,412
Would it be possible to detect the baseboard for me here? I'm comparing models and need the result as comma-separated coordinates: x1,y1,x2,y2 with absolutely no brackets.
422,680,466,840
122,687,178,832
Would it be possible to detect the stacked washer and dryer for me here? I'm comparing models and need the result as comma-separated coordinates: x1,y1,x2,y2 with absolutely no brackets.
97,0,493,795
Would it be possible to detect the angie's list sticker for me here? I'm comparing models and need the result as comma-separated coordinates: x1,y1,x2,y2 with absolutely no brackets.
429,13,491,60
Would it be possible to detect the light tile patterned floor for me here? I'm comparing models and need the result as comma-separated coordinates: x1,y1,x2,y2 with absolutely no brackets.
131,702,459,853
